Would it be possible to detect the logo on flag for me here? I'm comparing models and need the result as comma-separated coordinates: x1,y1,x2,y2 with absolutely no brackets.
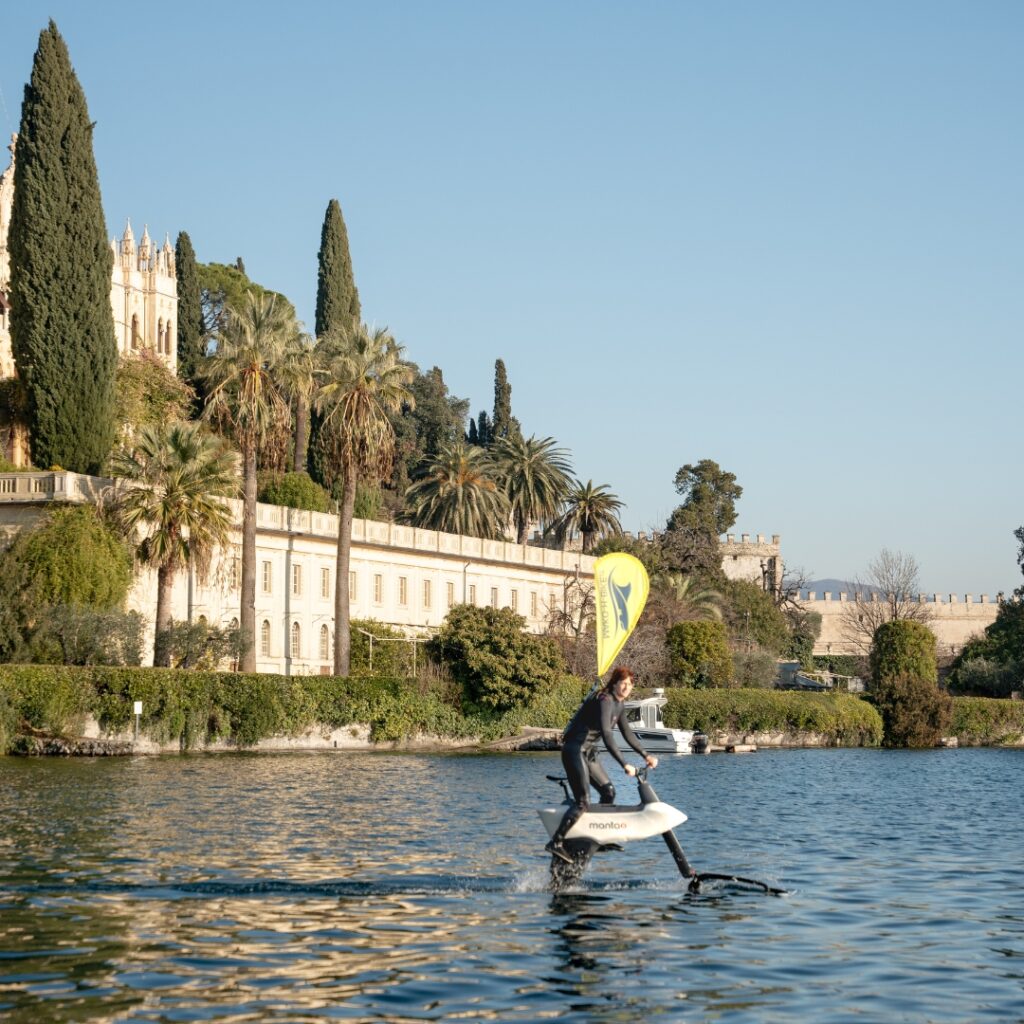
594,552,650,677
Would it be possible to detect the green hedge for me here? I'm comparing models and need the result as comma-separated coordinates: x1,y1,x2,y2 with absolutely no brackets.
13,665,985,753
663,687,883,746
0,665,591,753
950,696,1024,746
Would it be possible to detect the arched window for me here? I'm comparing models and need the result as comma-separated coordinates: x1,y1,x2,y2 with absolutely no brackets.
290,621,301,659
319,624,330,661
131,314,140,350
260,620,271,656
166,320,174,356
157,318,164,353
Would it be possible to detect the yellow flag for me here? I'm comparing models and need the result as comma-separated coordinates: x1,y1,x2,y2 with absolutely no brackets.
594,552,650,677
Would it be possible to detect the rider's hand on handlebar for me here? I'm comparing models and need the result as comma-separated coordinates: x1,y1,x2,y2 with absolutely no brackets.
645,755,658,769
624,764,637,777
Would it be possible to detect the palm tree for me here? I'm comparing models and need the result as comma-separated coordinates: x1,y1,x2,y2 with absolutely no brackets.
201,291,293,671
277,329,316,473
549,479,623,554
652,571,725,622
112,421,239,666
491,434,574,545
314,324,414,676
402,442,510,539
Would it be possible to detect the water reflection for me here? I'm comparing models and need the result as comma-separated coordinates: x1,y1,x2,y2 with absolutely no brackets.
1,749,1024,1020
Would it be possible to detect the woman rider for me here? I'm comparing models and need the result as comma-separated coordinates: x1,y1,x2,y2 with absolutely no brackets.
546,665,658,864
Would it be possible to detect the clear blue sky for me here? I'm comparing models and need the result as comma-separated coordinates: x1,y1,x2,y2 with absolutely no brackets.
2,2,1021,596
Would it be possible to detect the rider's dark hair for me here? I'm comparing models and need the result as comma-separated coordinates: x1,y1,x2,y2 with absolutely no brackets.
605,666,634,691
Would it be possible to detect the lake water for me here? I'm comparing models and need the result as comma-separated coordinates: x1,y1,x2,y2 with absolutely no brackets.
1,748,1023,1022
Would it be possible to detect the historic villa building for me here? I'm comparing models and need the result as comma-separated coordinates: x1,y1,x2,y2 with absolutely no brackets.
0,470,597,674
0,135,999,669
0,136,177,464
0,469,999,669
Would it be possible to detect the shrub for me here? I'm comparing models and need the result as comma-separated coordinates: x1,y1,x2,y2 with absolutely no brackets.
871,672,953,748
430,604,565,711
948,656,1021,699
24,606,144,666
662,687,882,746
949,599,1024,694
812,653,866,678
666,620,733,687
721,578,790,655
951,696,1024,746
870,620,938,686
156,619,246,670
732,650,779,688
784,608,821,667
350,619,418,678
257,471,332,513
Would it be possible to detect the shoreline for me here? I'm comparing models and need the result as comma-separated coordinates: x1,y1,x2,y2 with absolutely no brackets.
9,717,1021,756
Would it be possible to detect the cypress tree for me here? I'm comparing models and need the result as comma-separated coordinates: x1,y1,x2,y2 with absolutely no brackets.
8,21,117,473
174,231,205,410
492,359,512,441
315,198,361,337
310,198,361,483
466,417,479,445
477,410,492,447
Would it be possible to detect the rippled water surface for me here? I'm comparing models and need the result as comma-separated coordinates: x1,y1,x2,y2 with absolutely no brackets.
2,748,1023,1022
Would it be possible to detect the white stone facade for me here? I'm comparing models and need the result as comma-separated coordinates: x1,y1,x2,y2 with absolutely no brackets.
0,471,594,674
109,220,178,370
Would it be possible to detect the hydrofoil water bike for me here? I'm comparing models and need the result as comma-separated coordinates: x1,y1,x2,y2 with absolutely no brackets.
538,766,785,894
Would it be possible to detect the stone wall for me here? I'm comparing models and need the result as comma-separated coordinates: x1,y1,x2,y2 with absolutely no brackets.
797,590,999,657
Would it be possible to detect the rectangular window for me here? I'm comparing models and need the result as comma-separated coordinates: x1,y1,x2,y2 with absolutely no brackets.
423,579,432,609
549,592,557,613
446,582,455,609
530,591,538,618
490,587,498,608
398,576,408,606
321,567,331,599
230,554,241,590
262,561,272,594
468,584,476,606
510,589,518,612
374,574,383,604
292,563,302,596
348,571,356,600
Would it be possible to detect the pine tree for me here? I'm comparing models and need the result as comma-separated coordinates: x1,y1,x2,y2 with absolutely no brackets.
310,198,361,484
175,231,205,409
8,21,117,473
492,359,512,440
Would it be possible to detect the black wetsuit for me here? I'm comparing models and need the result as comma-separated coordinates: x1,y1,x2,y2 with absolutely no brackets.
561,691,648,810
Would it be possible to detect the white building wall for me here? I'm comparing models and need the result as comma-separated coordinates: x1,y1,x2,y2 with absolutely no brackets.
0,472,592,674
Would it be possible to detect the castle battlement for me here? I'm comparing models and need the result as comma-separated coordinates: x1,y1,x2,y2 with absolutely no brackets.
801,591,996,605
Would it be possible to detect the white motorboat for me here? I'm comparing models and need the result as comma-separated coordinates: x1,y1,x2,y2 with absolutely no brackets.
597,689,694,754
